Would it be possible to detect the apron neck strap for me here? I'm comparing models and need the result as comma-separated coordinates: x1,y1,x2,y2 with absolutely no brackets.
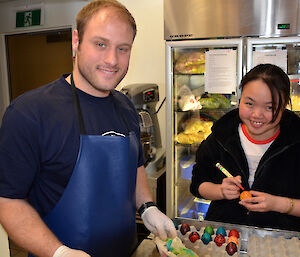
70,73,87,135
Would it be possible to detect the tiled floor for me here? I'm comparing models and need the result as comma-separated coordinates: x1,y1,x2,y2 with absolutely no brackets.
9,240,28,257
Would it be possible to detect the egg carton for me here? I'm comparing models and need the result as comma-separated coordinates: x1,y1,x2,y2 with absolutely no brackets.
247,234,300,257
178,225,241,257
172,219,300,257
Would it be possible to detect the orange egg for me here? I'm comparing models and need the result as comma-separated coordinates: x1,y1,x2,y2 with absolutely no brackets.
240,190,252,200
227,236,239,246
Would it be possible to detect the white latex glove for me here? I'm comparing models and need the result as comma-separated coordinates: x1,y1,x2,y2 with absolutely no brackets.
141,206,177,240
53,245,91,257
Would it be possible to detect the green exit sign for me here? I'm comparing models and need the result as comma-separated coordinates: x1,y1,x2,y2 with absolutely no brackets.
16,9,41,28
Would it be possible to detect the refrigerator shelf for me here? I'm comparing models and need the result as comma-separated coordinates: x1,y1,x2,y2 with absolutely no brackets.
174,143,200,152
175,142,200,146
174,72,205,76
175,107,235,113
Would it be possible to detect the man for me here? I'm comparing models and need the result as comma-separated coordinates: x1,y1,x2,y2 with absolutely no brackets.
0,1,176,257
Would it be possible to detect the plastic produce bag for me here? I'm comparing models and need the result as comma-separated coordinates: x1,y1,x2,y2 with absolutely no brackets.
178,85,202,111
175,51,205,74
175,119,213,145
199,93,231,109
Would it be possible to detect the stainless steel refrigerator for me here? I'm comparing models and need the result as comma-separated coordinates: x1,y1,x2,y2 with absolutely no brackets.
164,0,300,220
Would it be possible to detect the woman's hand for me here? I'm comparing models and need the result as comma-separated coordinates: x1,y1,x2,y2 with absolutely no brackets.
220,176,242,200
239,191,282,212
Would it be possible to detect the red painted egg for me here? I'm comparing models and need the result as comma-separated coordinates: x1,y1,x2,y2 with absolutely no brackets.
226,242,237,256
180,223,190,235
189,231,200,243
214,234,226,246
228,229,240,238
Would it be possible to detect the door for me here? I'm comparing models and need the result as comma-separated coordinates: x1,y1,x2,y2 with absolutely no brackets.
0,225,9,257
165,38,243,219
6,28,73,100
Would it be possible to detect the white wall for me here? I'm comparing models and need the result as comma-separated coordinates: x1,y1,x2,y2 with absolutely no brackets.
118,0,166,148
0,0,167,148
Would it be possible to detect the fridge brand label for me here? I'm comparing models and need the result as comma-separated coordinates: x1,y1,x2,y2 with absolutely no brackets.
169,34,193,39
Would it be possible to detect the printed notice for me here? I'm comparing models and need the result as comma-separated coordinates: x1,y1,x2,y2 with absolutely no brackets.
205,49,237,94
253,49,287,73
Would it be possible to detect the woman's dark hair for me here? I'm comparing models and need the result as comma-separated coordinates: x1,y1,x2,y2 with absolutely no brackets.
239,63,291,122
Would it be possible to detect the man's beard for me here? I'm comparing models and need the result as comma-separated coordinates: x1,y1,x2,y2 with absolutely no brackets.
76,59,127,94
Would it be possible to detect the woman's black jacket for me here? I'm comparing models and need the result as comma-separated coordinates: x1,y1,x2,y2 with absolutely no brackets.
190,109,300,232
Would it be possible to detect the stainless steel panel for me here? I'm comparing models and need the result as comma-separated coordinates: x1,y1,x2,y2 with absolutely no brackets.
165,43,174,218
164,0,300,40
272,0,299,36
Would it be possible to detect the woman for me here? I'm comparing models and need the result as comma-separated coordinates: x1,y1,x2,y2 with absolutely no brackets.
190,64,300,231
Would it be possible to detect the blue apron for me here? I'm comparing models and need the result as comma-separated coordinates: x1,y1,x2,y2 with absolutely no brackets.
30,75,139,257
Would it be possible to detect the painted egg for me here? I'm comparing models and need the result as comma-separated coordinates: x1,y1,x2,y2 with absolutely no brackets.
180,223,190,235
216,227,227,236
240,190,252,200
228,229,240,238
204,225,214,235
189,231,200,243
226,242,237,256
228,236,239,246
201,232,212,245
165,239,173,251
214,234,226,246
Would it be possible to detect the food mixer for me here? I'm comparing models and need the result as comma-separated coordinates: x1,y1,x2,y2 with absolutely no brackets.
121,83,165,173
